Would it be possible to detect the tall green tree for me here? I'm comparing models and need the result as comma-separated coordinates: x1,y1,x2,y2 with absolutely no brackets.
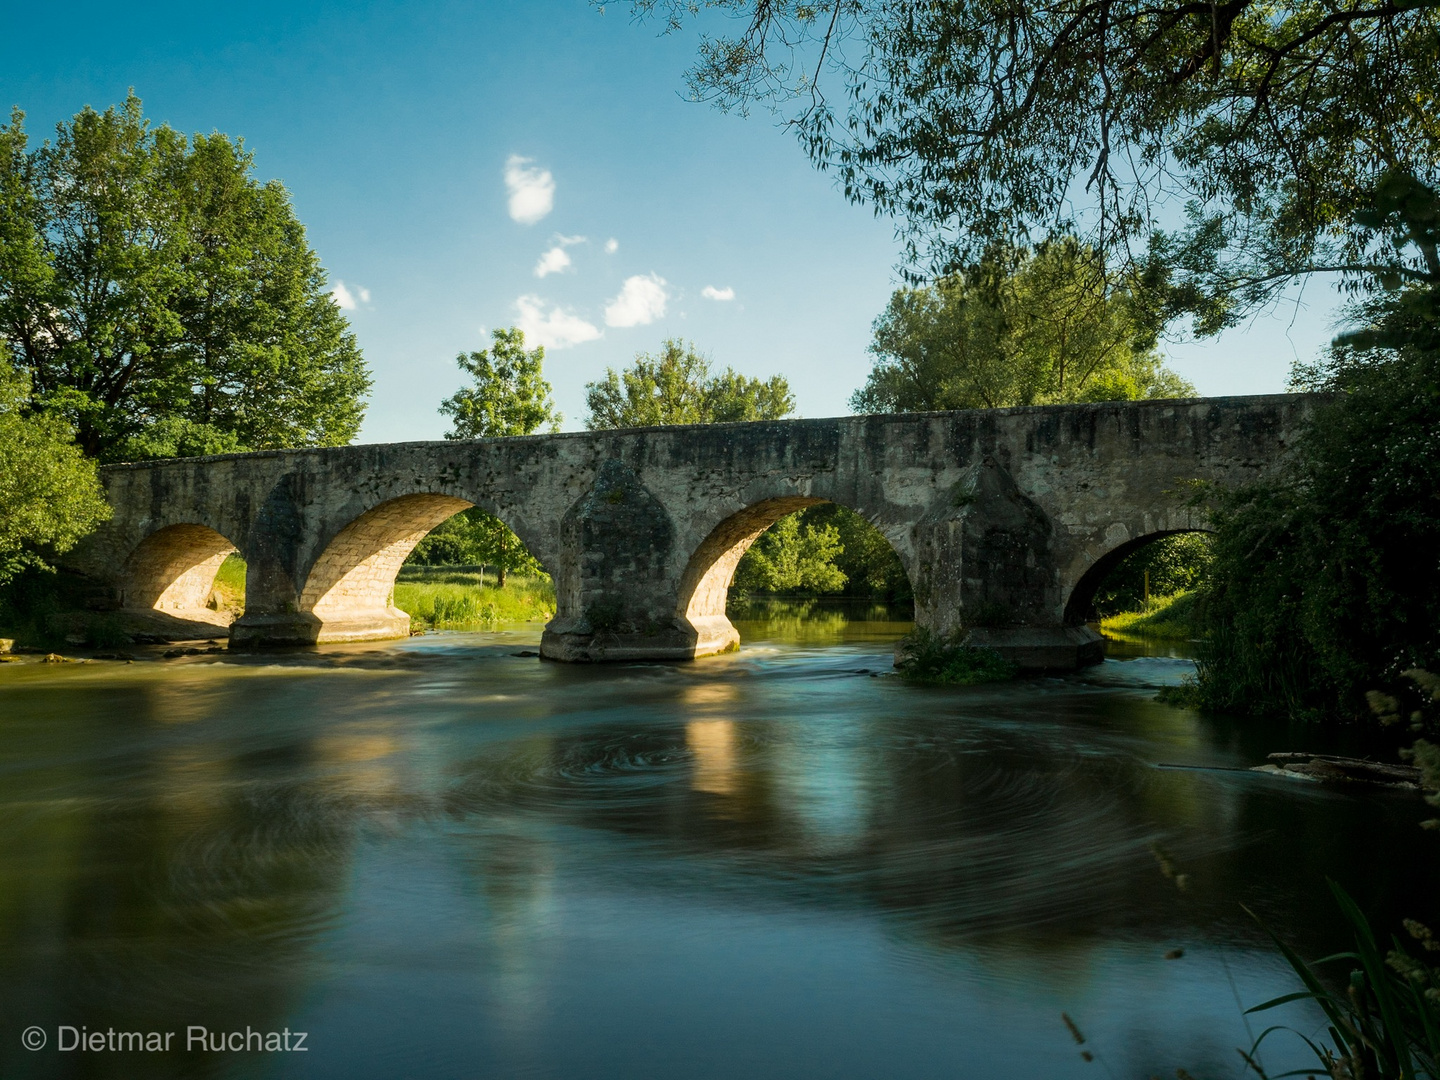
729,503,914,601
804,504,911,602
0,93,370,461
0,345,110,585
413,327,561,586
440,327,562,438
854,242,1194,412
1195,174,1440,720
629,0,1440,321
585,339,794,428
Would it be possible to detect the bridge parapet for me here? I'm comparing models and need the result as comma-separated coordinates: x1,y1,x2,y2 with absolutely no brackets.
66,394,1321,669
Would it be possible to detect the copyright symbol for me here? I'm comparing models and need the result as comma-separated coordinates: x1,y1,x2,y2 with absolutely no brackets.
22,1026,46,1050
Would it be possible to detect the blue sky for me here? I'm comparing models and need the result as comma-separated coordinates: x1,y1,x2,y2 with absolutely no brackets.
3,0,1345,441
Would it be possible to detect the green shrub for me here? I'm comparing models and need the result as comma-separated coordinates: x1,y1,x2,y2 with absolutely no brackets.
0,566,117,648
1194,339,1440,720
895,628,1018,685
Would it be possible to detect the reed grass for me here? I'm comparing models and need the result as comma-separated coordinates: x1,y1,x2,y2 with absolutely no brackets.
1243,881,1440,1078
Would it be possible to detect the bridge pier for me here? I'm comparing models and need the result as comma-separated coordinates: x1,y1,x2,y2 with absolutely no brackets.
537,458,749,662
539,616,734,662
916,626,1106,671
903,455,1105,671
229,610,413,647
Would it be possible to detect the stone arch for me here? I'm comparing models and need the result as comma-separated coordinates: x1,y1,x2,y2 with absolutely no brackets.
298,494,476,641
120,522,240,631
674,495,909,656
1061,527,1212,625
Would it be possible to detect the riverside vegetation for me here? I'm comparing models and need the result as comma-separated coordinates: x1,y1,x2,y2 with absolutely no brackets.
393,567,555,630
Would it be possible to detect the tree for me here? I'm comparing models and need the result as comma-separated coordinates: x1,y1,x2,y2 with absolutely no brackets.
854,242,1194,412
413,327,562,586
731,513,848,595
0,93,370,461
407,511,545,587
628,0,1440,321
585,339,794,428
440,327,562,439
1194,175,1440,719
0,345,110,585
808,503,911,601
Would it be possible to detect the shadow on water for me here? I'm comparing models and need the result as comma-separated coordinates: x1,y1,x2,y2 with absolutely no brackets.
0,600,1434,1079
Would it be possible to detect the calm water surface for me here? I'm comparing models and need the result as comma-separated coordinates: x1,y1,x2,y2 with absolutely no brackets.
1,603,1435,1079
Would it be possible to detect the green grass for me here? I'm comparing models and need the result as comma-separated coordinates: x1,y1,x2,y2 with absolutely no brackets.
1242,880,1440,1078
199,558,554,631
209,554,246,614
1100,590,1200,641
392,568,555,631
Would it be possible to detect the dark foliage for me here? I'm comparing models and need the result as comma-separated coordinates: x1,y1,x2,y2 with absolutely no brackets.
1195,178,1440,721
1092,533,1212,616
895,628,1017,685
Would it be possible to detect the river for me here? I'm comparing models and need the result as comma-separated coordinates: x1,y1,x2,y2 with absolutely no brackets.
1,602,1435,1079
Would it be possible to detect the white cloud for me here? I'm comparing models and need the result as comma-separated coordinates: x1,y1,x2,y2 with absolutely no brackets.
330,280,370,310
701,285,735,301
534,246,572,277
604,273,668,328
533,234,588,277
504,155,555,224
514,294,602,349
604,238,619,254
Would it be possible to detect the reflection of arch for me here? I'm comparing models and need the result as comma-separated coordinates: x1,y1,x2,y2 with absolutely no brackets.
122,523,238,616
299,494,474,638
1062,528,1210,624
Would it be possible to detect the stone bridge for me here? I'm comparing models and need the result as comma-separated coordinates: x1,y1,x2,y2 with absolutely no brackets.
63,394,1318,669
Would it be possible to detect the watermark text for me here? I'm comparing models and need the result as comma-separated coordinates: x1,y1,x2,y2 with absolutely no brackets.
20,1025,309,1053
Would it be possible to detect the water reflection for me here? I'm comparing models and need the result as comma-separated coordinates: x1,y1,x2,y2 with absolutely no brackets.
0,605,1434,1080
728,597,913,646
687,720,739,796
